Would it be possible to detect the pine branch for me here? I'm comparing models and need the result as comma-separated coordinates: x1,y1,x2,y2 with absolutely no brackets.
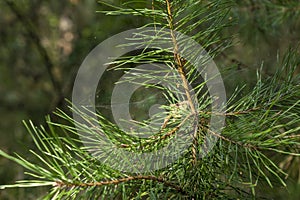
204,125,258,150
200,107,261,116
165,0,199,165
1,1,300,199
54,175,187,195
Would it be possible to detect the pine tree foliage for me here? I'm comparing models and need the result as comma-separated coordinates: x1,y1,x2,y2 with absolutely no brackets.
1,0,300,199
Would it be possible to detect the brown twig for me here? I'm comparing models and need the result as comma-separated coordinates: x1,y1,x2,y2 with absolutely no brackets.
165,0,199,165
55,175,187,195
198,107,263,150
199,107,261,117
201,124,258,150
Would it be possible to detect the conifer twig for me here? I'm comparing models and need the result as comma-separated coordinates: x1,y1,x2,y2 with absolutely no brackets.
55,175,187,195
200,107,261,116
202,125,258,150
165,0,199,165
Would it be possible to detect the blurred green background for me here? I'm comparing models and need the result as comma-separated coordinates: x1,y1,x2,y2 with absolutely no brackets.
0,0,299,199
